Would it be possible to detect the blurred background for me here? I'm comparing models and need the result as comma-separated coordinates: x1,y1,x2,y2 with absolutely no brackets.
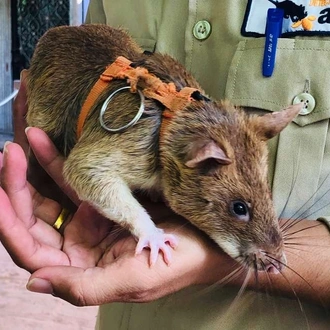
0,1,99,329
0,0,90,148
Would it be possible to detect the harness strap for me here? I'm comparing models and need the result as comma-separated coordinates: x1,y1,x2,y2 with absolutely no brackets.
76,56,199,139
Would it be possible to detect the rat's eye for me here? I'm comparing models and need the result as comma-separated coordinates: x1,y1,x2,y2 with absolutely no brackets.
230,200,250,222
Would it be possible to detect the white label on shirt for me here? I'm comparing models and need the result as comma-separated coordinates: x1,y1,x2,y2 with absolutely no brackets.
242,0,330,36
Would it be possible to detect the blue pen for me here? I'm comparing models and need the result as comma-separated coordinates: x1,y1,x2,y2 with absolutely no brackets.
262,8,284,77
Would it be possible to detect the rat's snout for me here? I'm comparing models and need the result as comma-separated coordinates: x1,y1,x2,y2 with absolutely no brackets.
253,224,287,273
243,228,287,274
254,250,287,274
240,244,287,274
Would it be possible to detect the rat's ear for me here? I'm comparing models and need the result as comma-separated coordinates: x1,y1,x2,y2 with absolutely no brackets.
253,103,302,141
185,140,232,168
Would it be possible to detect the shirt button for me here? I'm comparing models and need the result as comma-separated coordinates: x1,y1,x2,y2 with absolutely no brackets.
292,92,316,115
193,20,212,40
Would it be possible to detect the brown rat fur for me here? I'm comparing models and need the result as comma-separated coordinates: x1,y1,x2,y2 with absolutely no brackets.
26,24,301,270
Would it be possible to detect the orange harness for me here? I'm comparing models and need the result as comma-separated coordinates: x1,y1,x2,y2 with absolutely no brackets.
76,56,199,139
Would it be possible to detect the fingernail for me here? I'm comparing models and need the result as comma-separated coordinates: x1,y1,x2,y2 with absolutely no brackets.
20,69,27,82
3,141,12,153
26,278,54,294
25,127,31,134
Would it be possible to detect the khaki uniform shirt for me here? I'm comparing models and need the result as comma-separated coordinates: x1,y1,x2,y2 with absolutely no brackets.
86,1,330,329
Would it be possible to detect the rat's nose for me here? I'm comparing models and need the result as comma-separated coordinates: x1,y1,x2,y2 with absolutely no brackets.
249,248,286,273
260,252,287,273
264,263,280,274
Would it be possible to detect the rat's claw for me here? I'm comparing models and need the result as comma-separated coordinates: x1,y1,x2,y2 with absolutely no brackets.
159,241,173,265
135,230,178,266
165,233,179,249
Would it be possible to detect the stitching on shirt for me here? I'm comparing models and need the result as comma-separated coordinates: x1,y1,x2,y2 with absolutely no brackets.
233,97,330,114
188,0,198,71
234,97,283,106
125,304,133,329
239,46,330,51
230,40,246,100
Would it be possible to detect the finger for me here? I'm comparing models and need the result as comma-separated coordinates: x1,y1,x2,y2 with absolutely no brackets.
27,256,157,306
2,142,34,223
0,143,64,257
26,127,80,205
32,190,63,225
1,141,60,229
13,70,29,153
2,145,64,226
0,177,68,272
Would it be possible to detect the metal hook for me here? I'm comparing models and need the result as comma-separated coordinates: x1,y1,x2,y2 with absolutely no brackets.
303,79,310,93
99,86,145,133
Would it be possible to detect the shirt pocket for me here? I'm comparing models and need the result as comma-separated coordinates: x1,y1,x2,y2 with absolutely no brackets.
225,38,330,126
133,37,156,53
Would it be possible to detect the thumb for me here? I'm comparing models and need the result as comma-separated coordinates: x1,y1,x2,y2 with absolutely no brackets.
26,262,149,306
27,266,110,306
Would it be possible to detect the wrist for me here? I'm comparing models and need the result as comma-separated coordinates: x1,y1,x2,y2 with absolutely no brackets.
159,220,241,287
245,218,330,306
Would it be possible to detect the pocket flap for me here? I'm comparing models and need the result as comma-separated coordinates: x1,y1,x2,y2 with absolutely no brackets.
133,37,156,52
225,38,330,126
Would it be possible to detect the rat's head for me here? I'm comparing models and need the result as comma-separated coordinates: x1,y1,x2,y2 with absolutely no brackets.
161,101,301,273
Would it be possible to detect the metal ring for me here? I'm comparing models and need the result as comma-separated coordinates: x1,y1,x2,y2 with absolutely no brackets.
99,86,145,133
0,90,18,107
53,208,71,231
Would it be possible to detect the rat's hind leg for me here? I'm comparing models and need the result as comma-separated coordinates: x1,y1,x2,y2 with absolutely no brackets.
63,153,178,266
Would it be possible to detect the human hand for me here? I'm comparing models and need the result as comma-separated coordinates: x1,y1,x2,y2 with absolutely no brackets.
13,70,29,153
0,130,236,306
7,72,330,308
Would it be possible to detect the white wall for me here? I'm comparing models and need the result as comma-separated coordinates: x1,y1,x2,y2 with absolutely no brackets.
70,0,90,25
0,0,91,136
0,0,13,134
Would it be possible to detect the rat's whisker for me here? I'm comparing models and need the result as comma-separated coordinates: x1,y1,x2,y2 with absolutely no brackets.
186,264,246,301
222,269,252,316
213,264,246,288
260,259,274,289
282,222,323,237
283,173,330,226
270,260,311,330
253,254,259,287
280,171,330,232
284,241,330,250
281,247,306,259
295,196,330,223
280,218,301,234
266,254,325,309
259,264,283,329
281,198,330,233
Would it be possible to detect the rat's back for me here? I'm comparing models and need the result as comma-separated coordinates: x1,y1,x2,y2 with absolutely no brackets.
26,25,143,154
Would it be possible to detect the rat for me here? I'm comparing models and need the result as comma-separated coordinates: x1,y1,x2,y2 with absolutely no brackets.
268,0,307,22
26,24,301,271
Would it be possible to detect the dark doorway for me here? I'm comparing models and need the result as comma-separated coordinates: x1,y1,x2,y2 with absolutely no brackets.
11,0,70,79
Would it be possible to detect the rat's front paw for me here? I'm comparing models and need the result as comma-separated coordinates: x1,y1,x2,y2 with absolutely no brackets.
135,228,178,266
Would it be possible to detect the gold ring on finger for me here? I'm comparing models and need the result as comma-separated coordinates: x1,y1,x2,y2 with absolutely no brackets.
53,208,71,231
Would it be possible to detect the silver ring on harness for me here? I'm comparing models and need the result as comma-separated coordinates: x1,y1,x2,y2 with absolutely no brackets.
99,86,145,133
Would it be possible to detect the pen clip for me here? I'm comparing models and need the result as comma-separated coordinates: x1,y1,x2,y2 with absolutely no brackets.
262,8,284,77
